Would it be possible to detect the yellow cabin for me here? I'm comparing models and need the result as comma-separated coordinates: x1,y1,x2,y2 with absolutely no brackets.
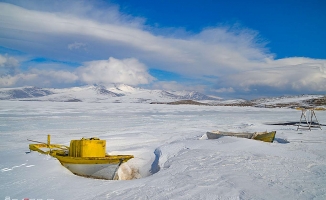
69,137,106,158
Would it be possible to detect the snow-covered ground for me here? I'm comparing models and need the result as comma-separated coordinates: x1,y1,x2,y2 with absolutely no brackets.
1,101,325,200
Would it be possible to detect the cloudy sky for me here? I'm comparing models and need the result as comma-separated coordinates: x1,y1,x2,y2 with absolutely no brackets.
0,0,325,98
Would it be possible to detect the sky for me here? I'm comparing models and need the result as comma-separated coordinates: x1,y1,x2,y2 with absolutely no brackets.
0,0,325,99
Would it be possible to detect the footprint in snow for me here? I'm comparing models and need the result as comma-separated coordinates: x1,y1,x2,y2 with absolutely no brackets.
1,168,12,172
1,163,34,172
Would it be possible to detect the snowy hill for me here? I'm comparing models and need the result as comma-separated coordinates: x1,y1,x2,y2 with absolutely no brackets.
208,95,326,108
0,84,220,103
251,95,325,108
169,90,220,101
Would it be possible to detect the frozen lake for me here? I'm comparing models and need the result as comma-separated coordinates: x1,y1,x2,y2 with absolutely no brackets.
1,101,326,200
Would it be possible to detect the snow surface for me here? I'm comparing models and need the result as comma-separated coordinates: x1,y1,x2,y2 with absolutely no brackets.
1,101,326,200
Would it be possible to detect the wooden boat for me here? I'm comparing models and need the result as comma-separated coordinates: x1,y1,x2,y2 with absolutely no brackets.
28,135,134,180
206,130,276,143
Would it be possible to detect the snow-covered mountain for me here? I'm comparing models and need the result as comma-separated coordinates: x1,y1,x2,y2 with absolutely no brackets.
0,84,220,103
1,85,324,107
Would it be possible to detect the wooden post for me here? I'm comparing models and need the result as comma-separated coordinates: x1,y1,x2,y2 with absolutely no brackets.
47,134,51,146
297,108,322,131
311,110,322,130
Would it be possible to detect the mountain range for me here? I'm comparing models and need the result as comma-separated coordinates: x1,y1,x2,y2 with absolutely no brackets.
0,84,221,103
0,84,325,108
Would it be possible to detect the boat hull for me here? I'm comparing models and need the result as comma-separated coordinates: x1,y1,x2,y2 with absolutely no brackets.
206,131,254,139
206,131,276,143
252,131,276,143
62,163,120,180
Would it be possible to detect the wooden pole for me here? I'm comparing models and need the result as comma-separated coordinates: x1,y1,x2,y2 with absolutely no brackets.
297,108,322,131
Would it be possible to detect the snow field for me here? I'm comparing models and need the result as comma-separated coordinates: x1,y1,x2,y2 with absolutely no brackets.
0,101,326,199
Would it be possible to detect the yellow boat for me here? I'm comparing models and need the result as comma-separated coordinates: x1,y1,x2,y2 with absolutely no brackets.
206,130,276,143
28,135,134,180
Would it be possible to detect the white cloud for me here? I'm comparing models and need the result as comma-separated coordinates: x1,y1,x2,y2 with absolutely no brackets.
77,57,154,86
0,54,19,68
0,69,78,87
151,81,206,93
221,58,326,92
68,42,87,50
0,73,37,87
0,54,20,76
213,87,235,93
31,69,79,83
151,81,192,91
0,56,154,87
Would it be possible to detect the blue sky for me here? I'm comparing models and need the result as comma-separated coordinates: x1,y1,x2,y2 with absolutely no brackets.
0,0,325,99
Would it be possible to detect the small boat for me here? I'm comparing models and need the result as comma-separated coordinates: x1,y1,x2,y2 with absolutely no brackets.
28,135,134,180
206,130,276,143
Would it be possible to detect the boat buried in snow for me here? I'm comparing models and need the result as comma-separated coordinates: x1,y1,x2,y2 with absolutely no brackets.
28,135,134,180
206,130,276,143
